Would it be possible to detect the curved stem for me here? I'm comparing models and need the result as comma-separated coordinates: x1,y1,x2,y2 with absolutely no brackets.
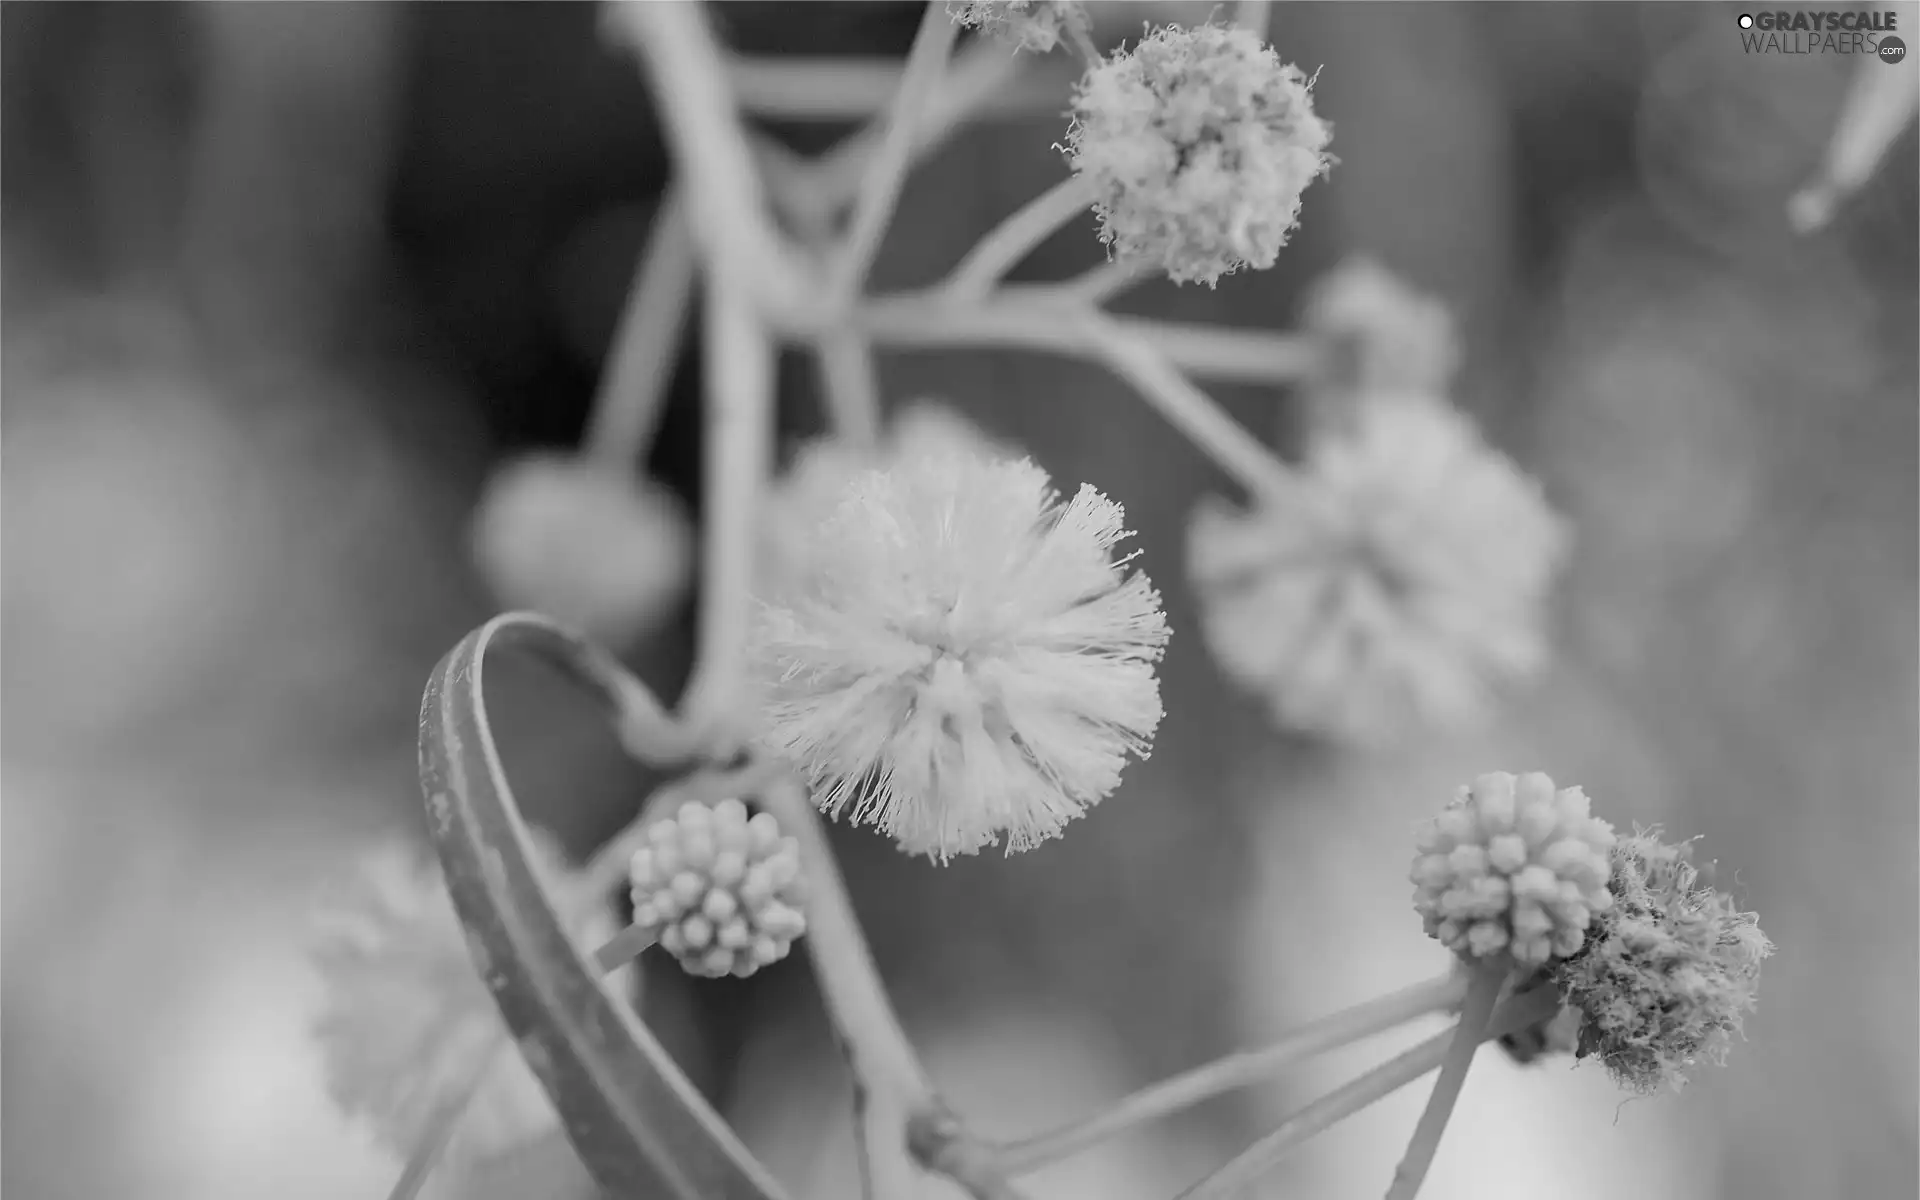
1178,983,1561,1200
940,176,1096,297
582,186,696,473
1383,959,1509,1200
999,971,1467,1173
677,275,774,752
755,774,1030,1200
831,2,960,299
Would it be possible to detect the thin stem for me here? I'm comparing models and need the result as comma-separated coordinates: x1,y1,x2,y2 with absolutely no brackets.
831,3,960,299
676,274,775,752
383,921,658,1200
728,54,1065,120
814,331,885,446
847,293,1324,385
582,187,696,473
605,0,810,317
1383,959,1510,1200
591,922,660,972
940,176,1096,298
1178,984,1562,1200
765,40,1032,236
1086,318,1302,500
1039,257,1145,308
755,773,1030,1200
386,1039,508,1200
1233,0,1274,39
999,971,1468,1173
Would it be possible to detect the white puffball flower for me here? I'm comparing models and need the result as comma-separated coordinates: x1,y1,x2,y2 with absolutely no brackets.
1187,395,1569,746
308,829,629,1177
760,400,1009,599
1065,23,1333,286
752,449,1170,860
470,452,692,650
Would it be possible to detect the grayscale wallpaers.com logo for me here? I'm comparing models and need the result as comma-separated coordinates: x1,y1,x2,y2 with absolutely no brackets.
1737,10,1906,61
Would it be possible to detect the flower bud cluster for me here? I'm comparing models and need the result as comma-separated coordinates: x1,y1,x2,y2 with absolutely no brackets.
1410,771,1617,967
630,798,807,979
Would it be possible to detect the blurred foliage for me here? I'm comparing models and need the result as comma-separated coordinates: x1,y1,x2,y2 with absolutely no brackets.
2,4,1914,1199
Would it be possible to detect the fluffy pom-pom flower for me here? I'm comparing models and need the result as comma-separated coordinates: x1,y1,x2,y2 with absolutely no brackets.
629,798,807,979
470,452,692,650
760,400,1008,601
752,448,1170,860
308,829,628,1174
947,0,1090,53
1065,23,1332,286
1556,828,1773,1094
1186,395,1569,745
1409,771,1617,967
1302,258,1461,394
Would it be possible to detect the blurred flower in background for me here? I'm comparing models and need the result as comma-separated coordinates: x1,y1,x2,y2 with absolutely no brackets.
3,5,1914,1200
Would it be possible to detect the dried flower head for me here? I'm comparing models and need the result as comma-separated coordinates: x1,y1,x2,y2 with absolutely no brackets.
309,829,626,1172
1065,23,1332,286
1556,828,1773,1093
1186,395,1569,745
470,452,692,650
752,448,1169,860
761,401,1008,601
629,798,807,979
1410,771,1617,967
1303,258,1461,394
947,0,1090,54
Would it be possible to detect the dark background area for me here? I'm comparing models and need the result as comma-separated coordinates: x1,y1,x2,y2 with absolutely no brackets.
3,4,1915,1199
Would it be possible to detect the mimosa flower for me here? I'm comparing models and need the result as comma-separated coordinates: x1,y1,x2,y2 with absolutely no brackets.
1557,828,1773,1093
752,449,1169,860
1186,395,1568,745
629,798,808,979
309,829,627,1173
1065,23,1333,285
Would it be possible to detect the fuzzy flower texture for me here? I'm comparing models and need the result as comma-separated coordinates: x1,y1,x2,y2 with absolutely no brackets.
629,798,807,979
1415,776,1774,1094
752,448,1169,860
309,830,627,1176
1187,396,1569,746
1558,827,1774,1093
1066,24,1333,286
1411,771,1617,967
947,0,1089,54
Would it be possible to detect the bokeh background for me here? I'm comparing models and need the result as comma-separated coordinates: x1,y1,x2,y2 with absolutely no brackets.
3,3,1915,1199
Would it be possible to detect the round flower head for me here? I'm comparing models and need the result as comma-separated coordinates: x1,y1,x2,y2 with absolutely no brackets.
1186,395,1569,746
629,798,808,979
1409,771,1617,967
761,400,1008,601
309,829,627,1174
752,449,1170,860
947,0,1090,54
1302,258,1461,394
470,452,692,650
1555,828,1773,1094
1065,23,1333,286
